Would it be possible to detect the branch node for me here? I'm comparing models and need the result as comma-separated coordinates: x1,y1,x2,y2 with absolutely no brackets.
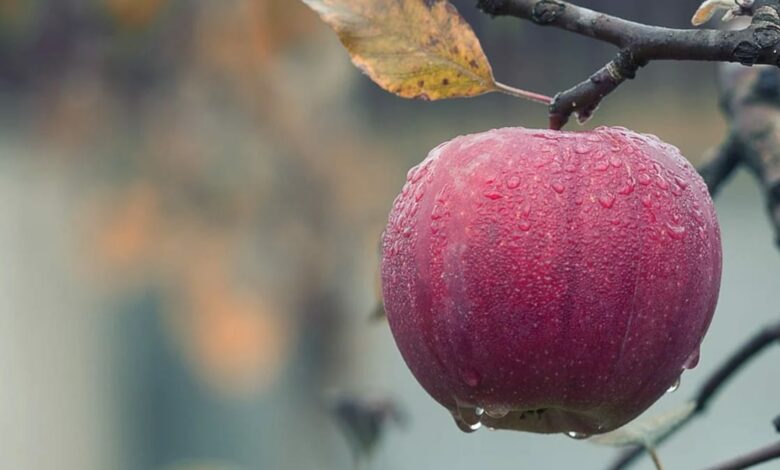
734,41,761,65
532,0,566,25
753,6,780,26
475,0,507,17
753,26,780,49
613,49,646,80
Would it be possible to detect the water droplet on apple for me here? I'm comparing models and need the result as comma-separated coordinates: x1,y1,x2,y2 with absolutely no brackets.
431,204,444,220
683,349,701,370
506,175,521,189
461,368,481,387
566,431,590,440
574,144,590,154
598,194,616,209
618,182,635,195
552,183,565,194
408,164,429,184
666,223,686,240
485,406,510,419
667,377,681,393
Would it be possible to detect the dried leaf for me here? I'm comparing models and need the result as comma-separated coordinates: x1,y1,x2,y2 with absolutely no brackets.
589,401,697,448
302,0,503,100
692,0,737,26
327,393,406,462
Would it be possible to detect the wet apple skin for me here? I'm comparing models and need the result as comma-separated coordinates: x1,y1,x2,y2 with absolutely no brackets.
381,127,722,435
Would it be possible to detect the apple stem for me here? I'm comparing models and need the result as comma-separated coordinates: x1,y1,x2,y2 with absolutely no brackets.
493,82,553,106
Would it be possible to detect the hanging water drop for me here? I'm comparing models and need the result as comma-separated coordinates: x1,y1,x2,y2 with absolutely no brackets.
454,416,482,433
453,402,485,433
565,431,590,440
667,377,681,393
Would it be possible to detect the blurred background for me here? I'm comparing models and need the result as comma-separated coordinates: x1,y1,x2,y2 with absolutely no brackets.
0,0,778,469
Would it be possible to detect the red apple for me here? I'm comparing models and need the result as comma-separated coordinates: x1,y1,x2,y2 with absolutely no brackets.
380,127,721,436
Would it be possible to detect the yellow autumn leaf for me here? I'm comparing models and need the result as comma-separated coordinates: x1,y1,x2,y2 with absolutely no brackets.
302,0,549,103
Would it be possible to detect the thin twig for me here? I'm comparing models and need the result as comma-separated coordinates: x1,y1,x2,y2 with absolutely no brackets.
476,0,780,128
703,440,780,470
606,320,780,470
647,446,665,470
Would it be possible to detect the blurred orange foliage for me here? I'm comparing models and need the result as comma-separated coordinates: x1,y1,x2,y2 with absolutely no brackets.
96,183,160,270
171,253,292,396
102,0,169,30
67,0,399,397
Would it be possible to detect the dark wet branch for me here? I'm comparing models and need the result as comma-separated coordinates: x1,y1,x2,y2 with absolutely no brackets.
703,440,780,470
708,63,780,246
697,138,742,197
606,320,780,470
476,0,780,128
547,50,647,130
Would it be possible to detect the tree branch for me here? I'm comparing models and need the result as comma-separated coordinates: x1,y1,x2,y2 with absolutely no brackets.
710,62,780,246
697,137,742,197
476,0,780,128
703,440,780,470
606,320,780,470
